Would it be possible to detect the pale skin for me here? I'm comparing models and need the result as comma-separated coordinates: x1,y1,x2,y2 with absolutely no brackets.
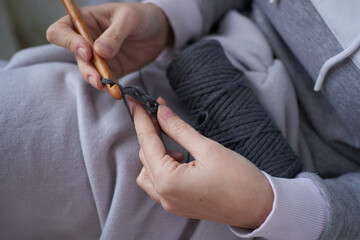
47,2,274,229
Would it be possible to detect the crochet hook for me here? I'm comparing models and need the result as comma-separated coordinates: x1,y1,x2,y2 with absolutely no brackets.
62,0,122,100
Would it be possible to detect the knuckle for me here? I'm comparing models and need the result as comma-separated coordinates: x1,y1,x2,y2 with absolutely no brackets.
105,32,121,43
117,5,139,29
194,138,222,158
149,195,158,202
119,5,136,19
138,150,143,161
214,141,225,153
136,174,144,188
136,175,142,186
161,201,177,215
154,175,175,197
65,37,77,53
206,140,223,155
80,6,91,14
137,131,158,151
78,6,93,20
205,139,221,152
46,25,56,43
136,131,146,148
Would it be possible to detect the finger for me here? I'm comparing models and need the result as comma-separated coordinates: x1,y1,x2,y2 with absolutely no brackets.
47,15,92,62
157,105,209,158
136,167,161,203
150,114,161,137
157,97,167,106
139,148,154,181
129,97,162,136
128,97,161,136
132,98,179,174
48,16,105,89
139,149,185,184
75,56,104,89
94,5,136,59
141,121,184,163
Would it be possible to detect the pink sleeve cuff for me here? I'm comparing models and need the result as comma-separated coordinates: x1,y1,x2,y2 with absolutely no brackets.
230,172,327,240
142,0,203,51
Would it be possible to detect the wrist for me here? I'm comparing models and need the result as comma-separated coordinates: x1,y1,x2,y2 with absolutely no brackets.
145,3,174,48
231,172,274,229
143,0,202,51
229,174,327,240
165,18,174,47
252,174,274,228
160,6,174,47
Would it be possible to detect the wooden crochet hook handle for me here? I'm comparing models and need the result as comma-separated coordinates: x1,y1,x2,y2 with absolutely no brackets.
62,0,122,100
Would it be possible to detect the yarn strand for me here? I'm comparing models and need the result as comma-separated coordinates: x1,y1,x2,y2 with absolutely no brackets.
101,78,159,121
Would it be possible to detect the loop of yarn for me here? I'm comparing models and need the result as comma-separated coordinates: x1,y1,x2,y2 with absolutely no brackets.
166,40,302,178
102,78,159,121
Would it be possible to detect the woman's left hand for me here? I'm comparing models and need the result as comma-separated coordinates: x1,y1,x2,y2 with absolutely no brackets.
131,98,274,229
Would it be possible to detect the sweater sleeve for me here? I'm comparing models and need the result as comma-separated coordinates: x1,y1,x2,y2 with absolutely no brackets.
143,0,248,50
230,172,328,240
303,172,360,239
230,171,360,239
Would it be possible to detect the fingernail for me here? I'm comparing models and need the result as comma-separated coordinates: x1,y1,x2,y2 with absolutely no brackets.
77,47,88,61
88,76,97,88
157,96,165,104
97,40,113,55
158,105,175,121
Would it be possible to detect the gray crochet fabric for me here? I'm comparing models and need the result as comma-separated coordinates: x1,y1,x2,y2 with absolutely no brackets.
167,40,302,178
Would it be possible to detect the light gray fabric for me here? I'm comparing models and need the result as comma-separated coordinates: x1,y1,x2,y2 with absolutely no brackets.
0,9,306,238
301,172,360,238
251,2,360,177
0,44,240,240
253,0,360,164
194,0,250,35
0,46,101,239
1,0,360,239
311,0,360,69
251,1,360,239
0,45,183,239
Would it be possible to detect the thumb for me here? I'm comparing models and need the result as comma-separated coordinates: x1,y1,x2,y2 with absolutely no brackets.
157,105,209,158
94,11,132,59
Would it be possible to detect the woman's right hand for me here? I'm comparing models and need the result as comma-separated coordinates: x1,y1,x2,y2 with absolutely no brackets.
47,2,173,89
